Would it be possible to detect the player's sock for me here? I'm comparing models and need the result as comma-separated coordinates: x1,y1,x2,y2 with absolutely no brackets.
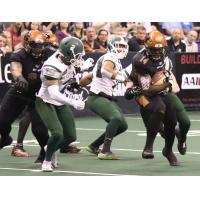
101,137,112,153
90,133,105,149
17,113,30,144
45,135,61,161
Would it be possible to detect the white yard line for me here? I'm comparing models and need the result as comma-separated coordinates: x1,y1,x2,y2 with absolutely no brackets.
0,167,132,176
111,148,200,155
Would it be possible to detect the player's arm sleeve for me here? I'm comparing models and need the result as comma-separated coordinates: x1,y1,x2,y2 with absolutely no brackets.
47,84,75,106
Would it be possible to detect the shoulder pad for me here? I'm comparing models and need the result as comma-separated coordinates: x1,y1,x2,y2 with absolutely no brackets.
42,65,61,79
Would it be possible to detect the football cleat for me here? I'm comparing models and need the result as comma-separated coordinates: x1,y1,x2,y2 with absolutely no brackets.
11,145,29,157
177,142,187,155
85,145,101,155
44,145,59,168
142,148,154,159
98,151,120,160
162,148,180,166
41,160,53,172
175,128,187,155
60,145,81,153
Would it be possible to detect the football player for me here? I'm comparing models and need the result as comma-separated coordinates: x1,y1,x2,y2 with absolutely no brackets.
80,36,129,160
0,30,54,163
36,37,85,172
137,31,190,155
11,33,59,158
124,31,190,165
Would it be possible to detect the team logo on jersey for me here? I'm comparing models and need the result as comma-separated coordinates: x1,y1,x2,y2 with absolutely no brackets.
62,85,89,102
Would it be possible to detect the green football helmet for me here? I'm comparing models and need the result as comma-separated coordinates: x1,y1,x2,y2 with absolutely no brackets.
58,36,85,67
107,36,128,59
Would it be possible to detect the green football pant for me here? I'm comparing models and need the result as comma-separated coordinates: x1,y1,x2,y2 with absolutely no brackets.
141,93,191,142
168,93,190,141
35,97,76,161
87,95,128,147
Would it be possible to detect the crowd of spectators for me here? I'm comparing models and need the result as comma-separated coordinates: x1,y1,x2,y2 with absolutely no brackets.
1,22,200,55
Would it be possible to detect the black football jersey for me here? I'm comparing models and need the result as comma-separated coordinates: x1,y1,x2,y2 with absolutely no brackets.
9,48,55,100
132,49,157,77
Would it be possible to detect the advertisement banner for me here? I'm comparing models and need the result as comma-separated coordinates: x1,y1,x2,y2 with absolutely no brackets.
175,53,200,108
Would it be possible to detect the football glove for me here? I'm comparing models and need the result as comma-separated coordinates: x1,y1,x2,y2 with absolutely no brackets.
165,75,173,92
81,58,94,71
67,78,80,92
71,99,85,110
15,76,28,92
125,86,142,100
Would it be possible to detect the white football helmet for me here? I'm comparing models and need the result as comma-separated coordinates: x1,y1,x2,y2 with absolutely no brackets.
107,36,128,59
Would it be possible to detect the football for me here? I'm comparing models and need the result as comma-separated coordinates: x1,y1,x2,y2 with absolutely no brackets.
151,70,166,85
151,71,180,93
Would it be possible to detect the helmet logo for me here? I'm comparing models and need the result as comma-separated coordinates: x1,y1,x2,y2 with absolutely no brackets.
70,44,75,52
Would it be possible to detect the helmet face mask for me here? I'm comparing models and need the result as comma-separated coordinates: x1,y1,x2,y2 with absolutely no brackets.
24,30,45,58
58,37,85,68
147,47,166,62
108,36,128,59
60,52,84,68
27,41,45,58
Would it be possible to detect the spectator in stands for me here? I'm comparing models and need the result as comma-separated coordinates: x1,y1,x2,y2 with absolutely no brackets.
0,33,12,54
94,29,109,53
167,28,186,52
109,23,129,37
3,31,12,51
128,26,147,52
151,22,163,33
14,30,29,50
28,22,41,31
41,22,59,34
126,23,137,40
70,22,85,40
184,30,198,52
181,22,193,35
82,27,99,52
23,22,30,30
6,22,26,50
92,22,111,33
55,22,71,42
136,22,152,33
162,22,183,37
